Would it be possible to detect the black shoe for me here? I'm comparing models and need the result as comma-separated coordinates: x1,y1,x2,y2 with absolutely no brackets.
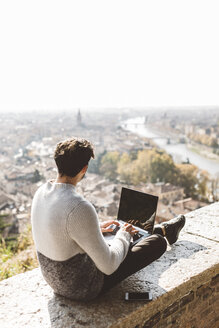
161,214,186,245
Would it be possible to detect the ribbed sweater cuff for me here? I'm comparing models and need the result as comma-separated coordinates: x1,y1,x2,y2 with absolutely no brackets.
115,229,131,243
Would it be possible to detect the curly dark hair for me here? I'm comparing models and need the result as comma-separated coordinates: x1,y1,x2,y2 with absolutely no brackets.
54,138,94,177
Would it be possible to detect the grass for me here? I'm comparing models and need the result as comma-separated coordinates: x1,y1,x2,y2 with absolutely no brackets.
0,213,11,231
0,223,38,281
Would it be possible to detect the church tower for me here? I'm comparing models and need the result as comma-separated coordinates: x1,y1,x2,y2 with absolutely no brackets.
77,109,82,125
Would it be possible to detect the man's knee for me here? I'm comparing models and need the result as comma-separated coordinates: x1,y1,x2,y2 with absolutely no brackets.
153,234,167,255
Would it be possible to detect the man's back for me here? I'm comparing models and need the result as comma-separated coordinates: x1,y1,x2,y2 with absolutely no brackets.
31,180,86,261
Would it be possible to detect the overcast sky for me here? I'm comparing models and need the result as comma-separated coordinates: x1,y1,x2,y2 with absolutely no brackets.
0,0,218,112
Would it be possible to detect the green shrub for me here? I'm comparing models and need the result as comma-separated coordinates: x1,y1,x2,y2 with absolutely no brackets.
0,224,38,281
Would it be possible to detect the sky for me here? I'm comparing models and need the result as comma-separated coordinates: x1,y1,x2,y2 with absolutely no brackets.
0,0,219,112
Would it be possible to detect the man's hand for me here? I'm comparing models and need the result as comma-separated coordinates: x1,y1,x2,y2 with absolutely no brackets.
100,220,120,234
122,223,138,237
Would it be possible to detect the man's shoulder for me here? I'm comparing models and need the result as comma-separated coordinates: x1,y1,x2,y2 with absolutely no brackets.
74,197,95,212
68,196,97,220
32,181,47,198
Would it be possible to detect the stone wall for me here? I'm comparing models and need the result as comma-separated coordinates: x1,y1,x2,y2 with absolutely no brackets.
0,203,218,328
142,274,219,328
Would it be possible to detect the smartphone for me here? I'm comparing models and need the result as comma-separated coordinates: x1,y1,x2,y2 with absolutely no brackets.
125,292,152,301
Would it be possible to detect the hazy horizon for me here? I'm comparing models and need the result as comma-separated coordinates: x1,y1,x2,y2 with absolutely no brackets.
0,105,219,115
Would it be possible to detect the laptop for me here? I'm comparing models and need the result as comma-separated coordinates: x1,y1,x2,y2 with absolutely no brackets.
104,187,159,246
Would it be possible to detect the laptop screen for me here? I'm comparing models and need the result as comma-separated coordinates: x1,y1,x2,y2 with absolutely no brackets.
117,187,158,234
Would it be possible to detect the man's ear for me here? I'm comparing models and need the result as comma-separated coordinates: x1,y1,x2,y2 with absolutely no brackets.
82,165,88,173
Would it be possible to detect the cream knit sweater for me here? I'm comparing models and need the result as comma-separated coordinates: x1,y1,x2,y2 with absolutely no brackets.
31,181,131,275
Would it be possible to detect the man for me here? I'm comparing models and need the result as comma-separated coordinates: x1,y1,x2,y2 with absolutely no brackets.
31,137,185,301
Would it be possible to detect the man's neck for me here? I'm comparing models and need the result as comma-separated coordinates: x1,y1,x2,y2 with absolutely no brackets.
55,175,78,186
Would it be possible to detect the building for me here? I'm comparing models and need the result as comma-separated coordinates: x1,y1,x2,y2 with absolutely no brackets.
144,182,184,204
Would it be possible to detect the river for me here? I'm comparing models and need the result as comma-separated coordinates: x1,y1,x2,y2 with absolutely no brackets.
122,117,219,178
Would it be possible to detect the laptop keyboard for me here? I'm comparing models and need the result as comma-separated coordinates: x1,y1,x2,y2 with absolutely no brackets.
108,224,145,241
110,225,121,235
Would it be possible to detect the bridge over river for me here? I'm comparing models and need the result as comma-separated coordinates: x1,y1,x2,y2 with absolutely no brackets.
122,117,219,177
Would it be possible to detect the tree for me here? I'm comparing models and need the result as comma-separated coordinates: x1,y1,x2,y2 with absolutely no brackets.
117,150,151,185
117,149,178,186
130,150,152,185
210,173,219,202
31,169,42,183
117,152,132,183
88,151,106,174
175,164,199,198
196,170,209,201
210,137,218,148
97,148,210,200
99,151,120,180
148,149,177,184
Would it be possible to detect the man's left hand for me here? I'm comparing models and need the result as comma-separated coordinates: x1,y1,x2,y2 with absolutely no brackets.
100,220,120,233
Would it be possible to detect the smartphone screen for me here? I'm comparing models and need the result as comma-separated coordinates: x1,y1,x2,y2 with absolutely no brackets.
125,292,152,301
